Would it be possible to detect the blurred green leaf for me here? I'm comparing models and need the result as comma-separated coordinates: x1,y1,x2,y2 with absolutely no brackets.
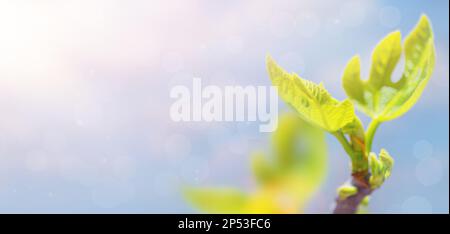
185,112,328,213
251,152,277,185
183,187,248,214
262,112,327,210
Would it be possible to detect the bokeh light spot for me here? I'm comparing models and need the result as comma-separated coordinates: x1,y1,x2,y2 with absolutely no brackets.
401,196,433,214
415,156,444,186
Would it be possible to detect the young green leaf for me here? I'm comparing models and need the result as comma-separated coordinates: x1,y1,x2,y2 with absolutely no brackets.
267,56,356,132
337,185,358,200
342,15,435,122
368,149,394,189
379,149,394,178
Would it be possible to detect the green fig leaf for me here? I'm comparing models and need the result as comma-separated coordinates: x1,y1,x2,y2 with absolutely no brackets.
267,56,356,132
343,15,435,122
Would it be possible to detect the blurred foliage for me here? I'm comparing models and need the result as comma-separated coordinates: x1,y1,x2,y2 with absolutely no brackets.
184,112,327,213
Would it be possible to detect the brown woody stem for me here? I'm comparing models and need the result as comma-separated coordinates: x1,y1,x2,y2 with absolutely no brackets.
333,171,372,214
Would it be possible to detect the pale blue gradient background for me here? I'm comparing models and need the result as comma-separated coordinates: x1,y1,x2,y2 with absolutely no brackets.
0,0,448,213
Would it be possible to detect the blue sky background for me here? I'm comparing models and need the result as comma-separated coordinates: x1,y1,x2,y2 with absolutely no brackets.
0,0,448,213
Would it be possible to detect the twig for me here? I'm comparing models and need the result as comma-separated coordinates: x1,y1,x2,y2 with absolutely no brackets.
333,172,372,214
